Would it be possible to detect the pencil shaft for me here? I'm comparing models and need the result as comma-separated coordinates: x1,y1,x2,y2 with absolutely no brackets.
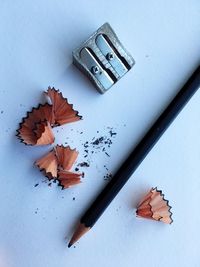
81,66,200,227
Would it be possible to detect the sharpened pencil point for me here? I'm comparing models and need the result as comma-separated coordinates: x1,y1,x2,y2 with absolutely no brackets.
68,223,90,246
68,242,72,248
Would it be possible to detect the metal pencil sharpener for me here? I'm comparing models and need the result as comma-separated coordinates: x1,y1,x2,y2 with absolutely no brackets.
72,23,135,94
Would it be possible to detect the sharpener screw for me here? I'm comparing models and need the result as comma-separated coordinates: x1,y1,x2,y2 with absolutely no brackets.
91,66,100,75
106,52,114,61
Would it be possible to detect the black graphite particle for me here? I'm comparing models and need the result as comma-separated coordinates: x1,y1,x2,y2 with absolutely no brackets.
34,183,39,187
73,197,75,201
34,208,39,214
104,139,112,146
75,167,79,171
105,152,110,157
84,142,89,148
80,132,83,134
104,173,113,180
1,110,3,114
78,162,90,167
84,150,88,153
82,172,85,178
104,165,109,171
109,130,117,137
92,137,104,145
48,183,52,187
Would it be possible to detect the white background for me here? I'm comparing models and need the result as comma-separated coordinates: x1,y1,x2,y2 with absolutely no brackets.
0,1,200,267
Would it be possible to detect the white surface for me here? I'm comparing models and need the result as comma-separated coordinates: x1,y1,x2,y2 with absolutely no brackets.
0,1,200,267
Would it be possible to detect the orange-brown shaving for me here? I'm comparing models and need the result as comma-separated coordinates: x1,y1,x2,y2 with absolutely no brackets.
136,187,173,224
35,145,82,189
45,87,82,126
16,87,82,145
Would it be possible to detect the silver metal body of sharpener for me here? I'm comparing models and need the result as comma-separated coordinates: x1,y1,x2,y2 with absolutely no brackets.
72,23,135,94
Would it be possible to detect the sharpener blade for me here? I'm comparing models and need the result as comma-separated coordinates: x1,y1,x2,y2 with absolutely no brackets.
80,47,114,90
96,34,128,78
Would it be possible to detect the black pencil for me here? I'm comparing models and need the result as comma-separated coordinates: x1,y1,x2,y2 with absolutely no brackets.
68,65,200,247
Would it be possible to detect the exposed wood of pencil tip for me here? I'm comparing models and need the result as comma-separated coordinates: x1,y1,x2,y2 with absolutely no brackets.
68,223,90,248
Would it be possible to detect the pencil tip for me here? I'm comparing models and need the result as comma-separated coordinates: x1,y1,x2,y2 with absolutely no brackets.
68,223,90,247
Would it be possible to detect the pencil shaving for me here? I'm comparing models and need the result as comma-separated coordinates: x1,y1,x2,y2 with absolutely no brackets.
34,121,55,145
58,171,82,189
16,87,82,145
35,145,81,189
35,150,58,179
16,104,53,145
45,87,82,127
136,187,173,224
55,145,79,170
